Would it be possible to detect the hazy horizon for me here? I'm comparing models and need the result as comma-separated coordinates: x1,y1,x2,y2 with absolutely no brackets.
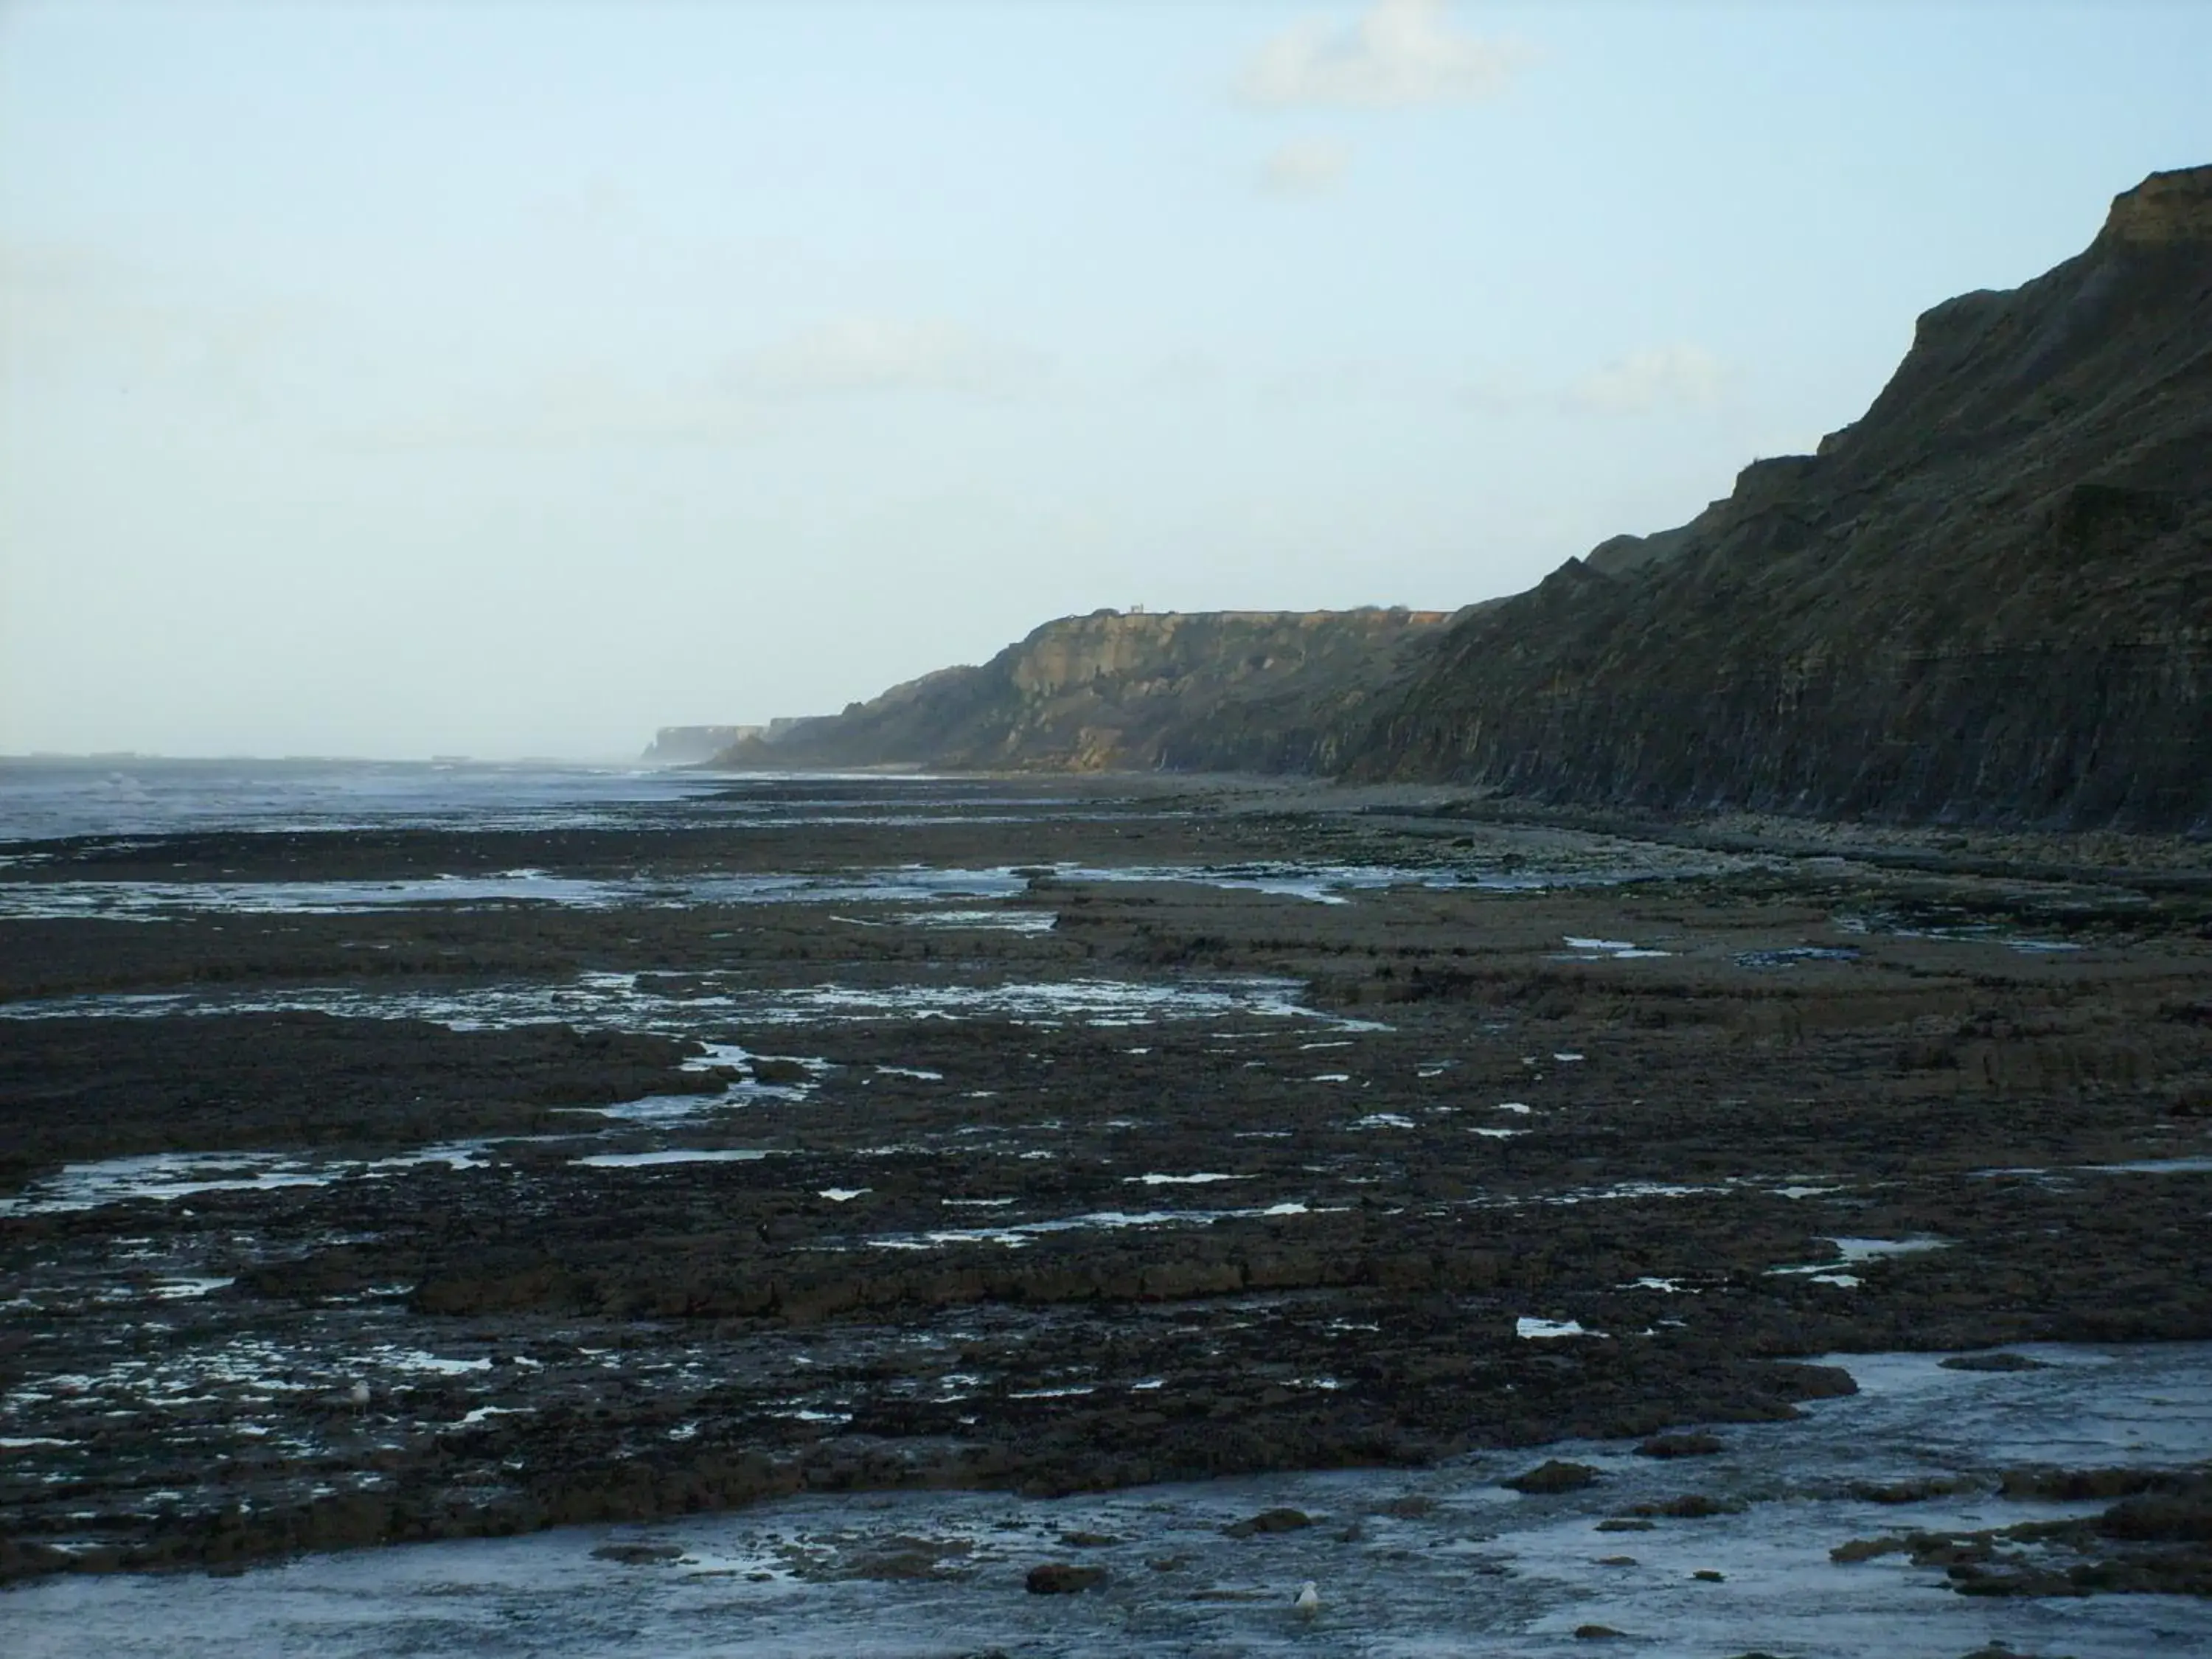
6,1,2209,760
0,748,661,764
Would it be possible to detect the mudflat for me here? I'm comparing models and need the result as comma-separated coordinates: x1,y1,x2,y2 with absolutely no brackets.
3,772,2208,1582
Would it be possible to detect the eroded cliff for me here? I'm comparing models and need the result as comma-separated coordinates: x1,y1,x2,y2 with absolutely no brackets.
717,608,1454,773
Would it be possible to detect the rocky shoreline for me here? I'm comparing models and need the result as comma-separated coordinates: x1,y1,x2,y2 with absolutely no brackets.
3,775,2208,1596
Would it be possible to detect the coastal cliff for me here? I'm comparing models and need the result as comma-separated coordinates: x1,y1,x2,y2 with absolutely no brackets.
696,164,2211,830
1352,164,2212,829
717,608,1455,773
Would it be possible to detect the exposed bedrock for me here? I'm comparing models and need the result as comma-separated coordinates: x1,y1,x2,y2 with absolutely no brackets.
5,791,2211,1579
716,607,1455,774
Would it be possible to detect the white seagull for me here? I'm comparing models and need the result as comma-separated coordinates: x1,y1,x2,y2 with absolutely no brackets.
1293,1579,1321,1621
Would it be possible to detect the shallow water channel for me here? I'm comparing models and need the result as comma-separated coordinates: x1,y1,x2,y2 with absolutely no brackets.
9,1342,2208,1658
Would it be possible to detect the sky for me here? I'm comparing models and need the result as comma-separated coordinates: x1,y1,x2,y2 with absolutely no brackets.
3,1,2208,759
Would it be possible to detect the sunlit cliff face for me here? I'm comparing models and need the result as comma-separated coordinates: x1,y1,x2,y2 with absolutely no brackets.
1004,610,1451,699
2101,162,2212,246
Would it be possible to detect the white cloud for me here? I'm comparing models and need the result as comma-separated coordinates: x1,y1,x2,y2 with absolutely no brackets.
1568,344,1728,415
724,316,1043,399
1239,0,1524,110
1257,138,1352,197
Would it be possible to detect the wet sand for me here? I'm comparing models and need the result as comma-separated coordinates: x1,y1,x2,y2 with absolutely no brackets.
3,773,2208,1610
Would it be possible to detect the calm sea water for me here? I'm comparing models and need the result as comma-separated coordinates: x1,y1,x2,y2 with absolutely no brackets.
0,757,743,842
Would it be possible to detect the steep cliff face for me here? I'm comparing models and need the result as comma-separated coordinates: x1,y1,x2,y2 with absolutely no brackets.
717,608,1453,773
1355,164,2212,830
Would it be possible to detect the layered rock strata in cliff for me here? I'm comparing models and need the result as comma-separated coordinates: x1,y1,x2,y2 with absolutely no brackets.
1353,164,2212,830
717,608,1454,773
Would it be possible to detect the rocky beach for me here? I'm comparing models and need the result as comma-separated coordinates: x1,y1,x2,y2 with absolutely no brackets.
10,0,2211,1644
2,760,2207,1653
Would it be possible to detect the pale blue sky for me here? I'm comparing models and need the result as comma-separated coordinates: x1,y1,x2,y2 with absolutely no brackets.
4,1,2207,757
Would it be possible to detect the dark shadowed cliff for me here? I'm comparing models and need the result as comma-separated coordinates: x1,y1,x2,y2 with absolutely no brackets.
1354,164,2212,830
717,608,1455,773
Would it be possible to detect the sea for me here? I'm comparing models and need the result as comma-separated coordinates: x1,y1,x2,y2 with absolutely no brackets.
0,756,776,842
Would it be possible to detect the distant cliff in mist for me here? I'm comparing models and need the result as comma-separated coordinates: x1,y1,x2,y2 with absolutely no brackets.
643,726,761,765
700,164,2212,832
716,608,1456,774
